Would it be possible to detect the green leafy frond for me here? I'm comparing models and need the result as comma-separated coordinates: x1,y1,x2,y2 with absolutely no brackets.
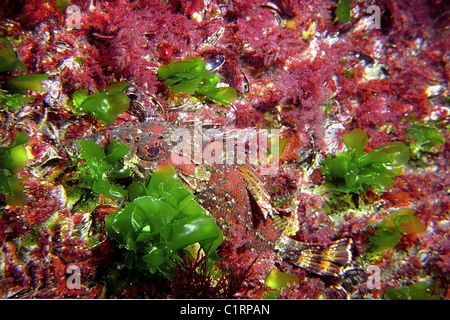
157,57,237,105
105,165,223,279
320,129,409,193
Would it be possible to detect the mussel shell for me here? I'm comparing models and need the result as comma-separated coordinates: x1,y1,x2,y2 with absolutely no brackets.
205,55,225,72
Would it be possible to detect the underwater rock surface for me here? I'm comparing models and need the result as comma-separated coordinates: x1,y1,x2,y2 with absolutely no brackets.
0,0,448,299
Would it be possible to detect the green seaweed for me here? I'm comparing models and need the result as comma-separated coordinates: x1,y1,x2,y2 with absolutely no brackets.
0,129,29,205
322,192,358,214
320,129,409,193
105,165,223,279
77,139,131,200
72,82,132,124
157,57,237,105
407,122,445,155
264,268,299,299
0,37,27,73
55,0,70,11
0,38,49,107
335,0,352,23
369,208,425,248
0,90,34,109
385,280,442,300
6,73,49,92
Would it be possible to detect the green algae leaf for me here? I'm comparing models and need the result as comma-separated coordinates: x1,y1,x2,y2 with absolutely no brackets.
397,216,426,235
77,139,130,199
105,165,223,279
170,214,223,258
196,70,221,93
133,196,178,235
157,57,205,80
0,90,34,109
335,0,352,23
177,196,205,218
0,130,29,205
142,246,169,267
0,130,29,175
130,205,147,232
79,140,105,168
6,177,26,206
270,136,289,158
170,75,203,94
202,87,238,105
385,281,442,300
369,209,425,248
74,56,85,65
72,83,132,124
135,229,152,243
55,0,70,11
146,165,184,196
407,123,446,153
0,169,13,194
264,268,299,299
104,140,130,164
108,164,131,179
321,129,409,194
265,269,298,289
374,141,410,175
0,37,27,73
158,57,237,105
106,81,133,94
6,74,49,92
105,204,135,243
21,227,41,247
162,187,191,206
369,227,401,248
0,170,26,206
386,209,425,235
107,92,130,114
10,129,30,148
357,150,393,167
343,128,367,155
72,88,89,109
78,92,116,124
127,182,148,202
93,179,127,200
3,144,27,175
321,154,352,179
0,171,26,206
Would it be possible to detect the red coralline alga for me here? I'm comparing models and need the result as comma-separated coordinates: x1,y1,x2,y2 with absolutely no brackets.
0,0,449,299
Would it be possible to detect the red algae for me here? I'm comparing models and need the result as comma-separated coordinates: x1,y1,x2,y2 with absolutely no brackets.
0,0,448,300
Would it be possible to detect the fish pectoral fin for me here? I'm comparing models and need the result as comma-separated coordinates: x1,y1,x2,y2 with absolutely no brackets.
279,237,353,277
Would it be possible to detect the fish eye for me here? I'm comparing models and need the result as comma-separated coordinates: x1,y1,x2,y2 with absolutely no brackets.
147,145,159,157
137,137,167,161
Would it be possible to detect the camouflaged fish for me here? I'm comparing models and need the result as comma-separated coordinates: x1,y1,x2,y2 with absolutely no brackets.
100,122,281,196
93,122,354,277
